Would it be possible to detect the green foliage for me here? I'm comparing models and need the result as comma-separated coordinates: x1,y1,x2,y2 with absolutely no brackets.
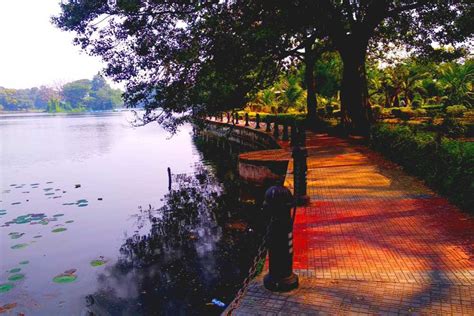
445,105,468,117
2,74,123,112
371,124,473,212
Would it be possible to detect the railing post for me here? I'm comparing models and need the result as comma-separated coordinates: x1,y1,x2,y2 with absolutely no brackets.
292,125,309,205
255,113,261,129
245,113,250,127
265,116,272,132
273,121,280,139
220,112,224,122
235,112,239,125
263,186,299,292
282,123,289,141
290,122,297,147
227,112,231,123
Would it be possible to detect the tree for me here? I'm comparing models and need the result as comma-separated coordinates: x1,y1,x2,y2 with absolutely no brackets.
54,1,473,134
62,79,91,108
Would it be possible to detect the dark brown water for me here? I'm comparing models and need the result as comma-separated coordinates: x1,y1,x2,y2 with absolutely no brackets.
0,112,264,315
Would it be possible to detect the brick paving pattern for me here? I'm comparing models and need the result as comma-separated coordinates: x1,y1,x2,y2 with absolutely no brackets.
222,120,474,315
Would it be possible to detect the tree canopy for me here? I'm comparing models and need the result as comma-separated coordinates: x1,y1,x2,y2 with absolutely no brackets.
53,0,473,134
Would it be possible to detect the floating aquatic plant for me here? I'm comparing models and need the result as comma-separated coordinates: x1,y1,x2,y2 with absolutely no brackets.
9,268,21,273
65,220,74,224
10,244,28,250
77,204,88,207
11,202,21,205
90,257,109,267
62,202,76,206
43,188,53,191
0,283,14,293
33,235,42,239
19,261,29,265
53,214,64,217
52,228,67,233
9,232,24,240
7,274,24,282
53,269,77,283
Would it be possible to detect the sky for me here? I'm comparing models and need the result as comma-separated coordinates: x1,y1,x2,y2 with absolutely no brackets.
0,0,116,89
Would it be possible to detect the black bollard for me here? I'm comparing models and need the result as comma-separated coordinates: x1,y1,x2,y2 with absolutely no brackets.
282,124,289,141
245,113,250,126
255,113,261,129
273,122,280,138
263,186,299,292
292,126,309,205
227,112,231,123
265,117,272,132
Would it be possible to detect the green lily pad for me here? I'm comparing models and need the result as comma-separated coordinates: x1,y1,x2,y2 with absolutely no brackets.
65,220,74,224
0,283,14,293
43,188,53,191
19,261,29,265
9,268,21,273
45,193,55,196
53,274,77,283
8,274,24,282
9,232,25,240
53,214,64,217
90,258,109,267
52,228,67,233
33,235,42,238
11,202,21,205
62,203,76,206
11,243,28,250
77,204,88,207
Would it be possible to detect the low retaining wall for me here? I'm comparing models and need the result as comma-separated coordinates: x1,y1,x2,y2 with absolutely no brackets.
197,120,289,185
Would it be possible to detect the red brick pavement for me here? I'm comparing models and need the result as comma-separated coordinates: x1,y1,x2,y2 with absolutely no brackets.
224,121,474,315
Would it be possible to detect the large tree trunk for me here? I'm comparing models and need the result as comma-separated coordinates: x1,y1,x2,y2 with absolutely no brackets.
339,44,372,136
304,48,318,126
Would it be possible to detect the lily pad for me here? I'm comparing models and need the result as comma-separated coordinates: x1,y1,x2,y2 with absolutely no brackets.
19,261,29,265
9,268,21,273
45,193,55,196
53,274,77,283
53,214,64,217
11,202,21,205
9,232,25,240
33,235,42,238
11,244,28,250
43,188,53,191
65,220,74,224
77,199,88,204
0,283,14,293
8,274,24,282
90,258,109,267
52,228,67,233
62,203,76,206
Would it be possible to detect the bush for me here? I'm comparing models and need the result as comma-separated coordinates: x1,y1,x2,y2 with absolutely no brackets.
372,105,383,120
371,124,474,212
414,108,427,117
445,105,467,117
392,107,415,120
440,117,466,138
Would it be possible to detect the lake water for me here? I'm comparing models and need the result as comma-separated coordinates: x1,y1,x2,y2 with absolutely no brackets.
0,112,264,315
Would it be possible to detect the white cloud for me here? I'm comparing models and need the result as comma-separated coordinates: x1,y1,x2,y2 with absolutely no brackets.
0,0,120,89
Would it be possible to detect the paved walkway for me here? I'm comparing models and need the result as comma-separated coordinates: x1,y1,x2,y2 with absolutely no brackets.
224,121,474,315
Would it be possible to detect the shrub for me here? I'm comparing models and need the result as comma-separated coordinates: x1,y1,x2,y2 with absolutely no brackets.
371,124,474,212
392,107,415,120
414,108,427,117
445,105,467,117
371,105,383,120
440,117,466,138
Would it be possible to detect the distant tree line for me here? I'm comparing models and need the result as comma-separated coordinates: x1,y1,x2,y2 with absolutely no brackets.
0,74,123,112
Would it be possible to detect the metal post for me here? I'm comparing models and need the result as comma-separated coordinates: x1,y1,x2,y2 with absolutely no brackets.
245,113,250,126
263,186,299,292
290,122,297,147
265,116,272,132
255,113,261,129
282,123,289,141
292,125,309,205
273,122,280,138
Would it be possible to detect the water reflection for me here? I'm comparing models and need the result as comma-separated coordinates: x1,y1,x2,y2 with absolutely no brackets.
86,137,268,315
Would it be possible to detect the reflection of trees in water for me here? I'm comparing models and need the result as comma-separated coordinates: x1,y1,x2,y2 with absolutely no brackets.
86,163,265,315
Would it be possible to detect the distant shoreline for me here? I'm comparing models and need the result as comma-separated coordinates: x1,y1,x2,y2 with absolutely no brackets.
0,109,129,115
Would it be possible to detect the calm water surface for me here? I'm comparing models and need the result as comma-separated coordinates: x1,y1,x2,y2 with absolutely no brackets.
0,112,262,315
